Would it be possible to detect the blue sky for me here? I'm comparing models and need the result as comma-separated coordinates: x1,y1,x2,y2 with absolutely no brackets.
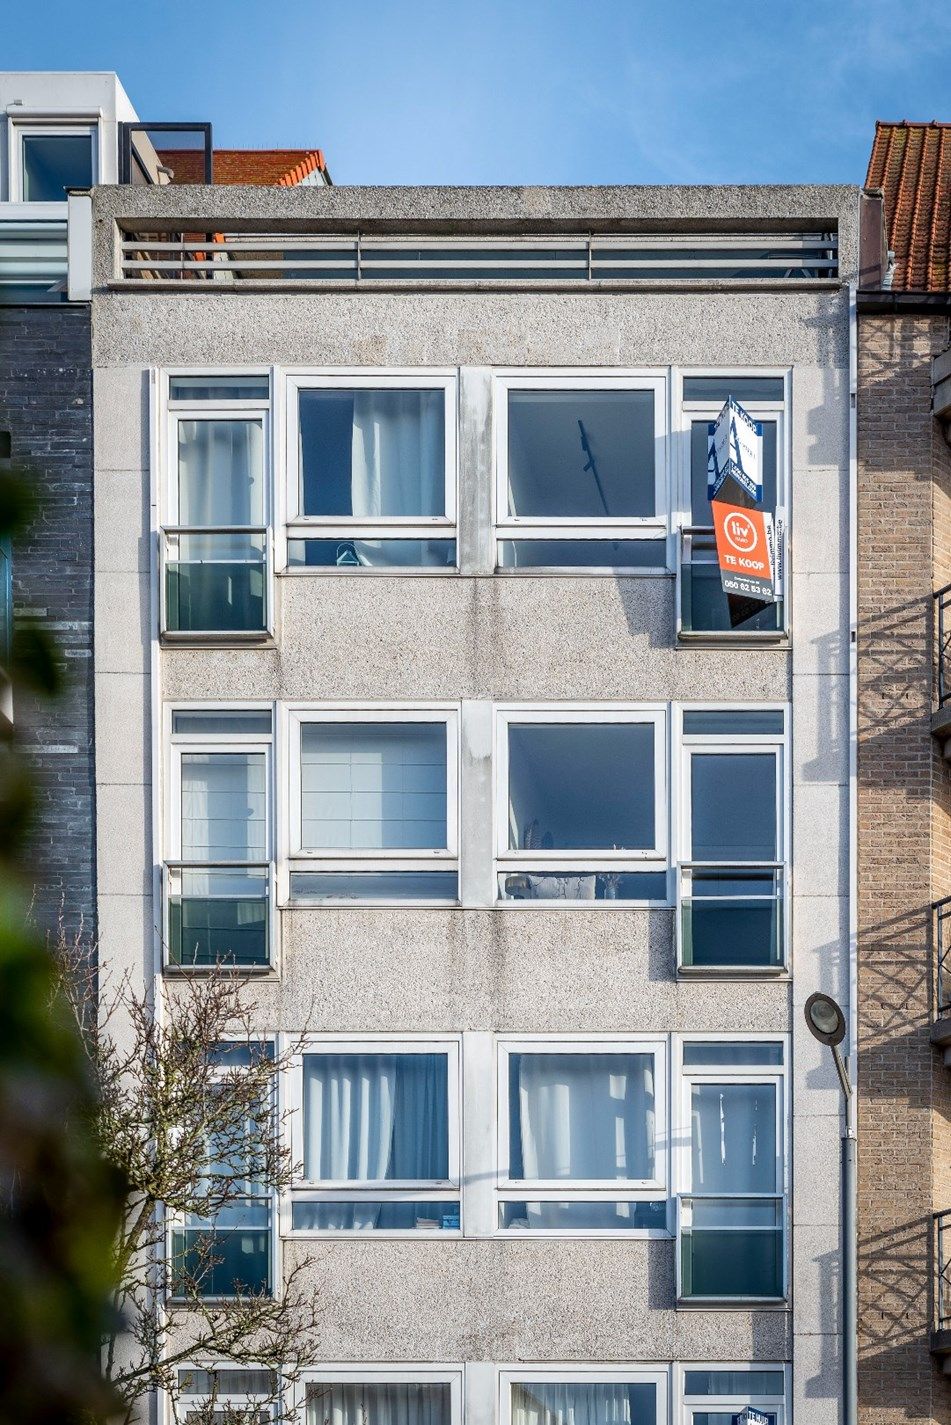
5,0,951,185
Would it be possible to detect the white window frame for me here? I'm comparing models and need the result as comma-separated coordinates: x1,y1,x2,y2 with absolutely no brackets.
494,703,669,906
674,368,790,640
166,1037,280,1305
9,119,100,203
496,1035,669,1237
675,1361,789,1425
492,369,670,566
287,703,460,875
500,1367,669,1425
284,1033,462,1238
675,704,788,975
164,1363,284,1425
283,369,458,568
160,373,274,639
673,1034,789,1305
164,704,276,973
291,1366,463,1425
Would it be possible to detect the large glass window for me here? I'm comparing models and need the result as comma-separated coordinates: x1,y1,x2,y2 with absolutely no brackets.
495,377,666,570
681,1366,786,1425
288,378,456,571
20,130,95,201
291,1044,459,1233
509,1379,661,1425
305,1378,456,1425
497,711,666,904
498,1041,666,1233
166,713,273,969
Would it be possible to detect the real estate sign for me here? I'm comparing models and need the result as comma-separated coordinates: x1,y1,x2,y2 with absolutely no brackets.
708,397,763,502
711,501,777,603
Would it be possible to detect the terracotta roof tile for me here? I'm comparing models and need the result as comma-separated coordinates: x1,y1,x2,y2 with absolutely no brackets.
866,121,951,291
155,148,329,187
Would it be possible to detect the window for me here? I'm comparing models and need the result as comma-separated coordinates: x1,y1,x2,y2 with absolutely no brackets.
169,1043,275,1300
677,709,786,972
289,708,459,903
503,1370,668,1425
677,1041,786,1302
163,376,271,637
497,1038,667,1233
679,1365,787,1425
288,1038,460,1232
165,709,274,969
175,1367,280,1424
494,374,667,570
496,707,667,903
301,1371,461,1425
678,374,786,637
286,374,457,570
18,126,96,201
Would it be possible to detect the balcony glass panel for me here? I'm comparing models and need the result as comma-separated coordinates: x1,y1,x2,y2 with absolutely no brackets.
166,532,267,633
680,1197,783,1299
681,539,783,634
168,869,269,968
170,1216,270,1298
681,868,782,969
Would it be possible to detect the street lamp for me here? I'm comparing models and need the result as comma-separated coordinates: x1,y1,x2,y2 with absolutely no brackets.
804,992,856,1425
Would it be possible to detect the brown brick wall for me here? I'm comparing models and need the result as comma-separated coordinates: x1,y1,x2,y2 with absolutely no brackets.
858,312,951,1423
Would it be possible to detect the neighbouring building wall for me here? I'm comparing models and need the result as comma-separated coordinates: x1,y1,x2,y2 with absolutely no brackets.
857,311,951,1424
0,303,96,938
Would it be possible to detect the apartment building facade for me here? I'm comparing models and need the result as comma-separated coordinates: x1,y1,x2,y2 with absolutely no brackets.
86,180,858,1424
856,123,951,1424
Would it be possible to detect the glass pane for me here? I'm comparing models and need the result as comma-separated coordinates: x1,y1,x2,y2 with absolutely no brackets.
299,722,447,850
690,1083,777,1193
168,870,269,968
682,710,783,736
499,871,667,902
690,419,776,524
306,1383,451,1425
509,1053,655,1182
497,540,667,570
684,1370,785,1397
21,132,93,201
682,1042,783,1067
302,1053,449,1181
166,532,267,634
178,1369,278,1395
172,710,272,736
170,1225,271,1298
287,538,456,569
181,752,267,860
169,375,269,401
681,1198,783,1299
499,1200,666,1231
510,1380,658,1425
178,420,264,526
690,754,776,862
507,723,655,852
291,1200,459,1231
299,389,445,517
289,871,458,902
682,376,785,403
507,390,655,519
681,550,783,635
682,872,782,970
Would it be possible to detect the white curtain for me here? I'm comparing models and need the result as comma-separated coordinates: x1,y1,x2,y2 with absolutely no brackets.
180,753,266,861
350,392,442,517
307,1383,450,1425
690,1083,777,1194
510,1382,657,1425
513,1054,654,1182
178,419,264,526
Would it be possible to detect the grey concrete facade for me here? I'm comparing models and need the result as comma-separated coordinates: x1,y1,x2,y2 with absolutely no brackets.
90,183,857,1424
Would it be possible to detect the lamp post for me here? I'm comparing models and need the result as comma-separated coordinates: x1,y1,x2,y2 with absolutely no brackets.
804,992,856,1425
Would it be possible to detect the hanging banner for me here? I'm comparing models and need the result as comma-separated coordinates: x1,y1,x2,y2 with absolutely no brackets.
711,501,777,603
708,397,763,503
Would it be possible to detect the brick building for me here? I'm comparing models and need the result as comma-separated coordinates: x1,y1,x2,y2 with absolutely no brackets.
858,121,951,1423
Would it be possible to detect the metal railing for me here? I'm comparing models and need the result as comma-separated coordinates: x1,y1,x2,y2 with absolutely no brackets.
934,896,951,1017
936,1210,951,1330
117,231,839,287
936,584,951,708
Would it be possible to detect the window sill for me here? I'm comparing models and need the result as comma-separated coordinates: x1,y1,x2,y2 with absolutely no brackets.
676,629,789,647
677,963,788,979
161,629,275,648
676,1296,788,1310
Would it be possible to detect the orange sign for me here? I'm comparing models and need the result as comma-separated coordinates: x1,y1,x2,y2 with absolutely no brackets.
711,502,777,603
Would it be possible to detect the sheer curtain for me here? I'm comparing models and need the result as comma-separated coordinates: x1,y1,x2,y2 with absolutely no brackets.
307,1383,451,1425
510,1382,657,1425
180,753,266,861
511,1054,655,1182
351,391,443,567
178,419,264,526
690,1083,777,1193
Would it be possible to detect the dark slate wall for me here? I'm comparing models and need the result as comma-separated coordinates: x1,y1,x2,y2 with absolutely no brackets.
0,303,95,940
